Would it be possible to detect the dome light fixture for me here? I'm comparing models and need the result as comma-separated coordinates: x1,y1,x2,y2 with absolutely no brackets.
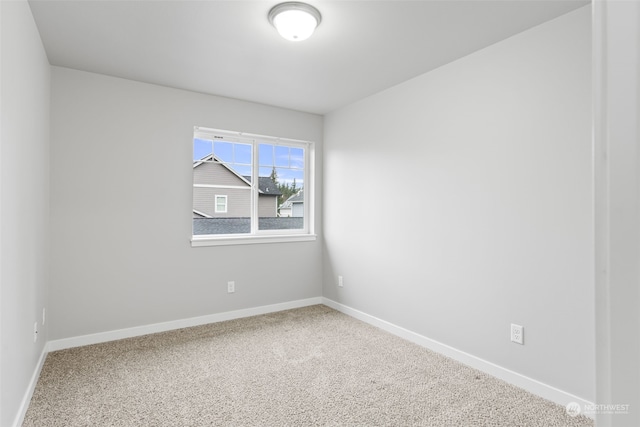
268,2,322,42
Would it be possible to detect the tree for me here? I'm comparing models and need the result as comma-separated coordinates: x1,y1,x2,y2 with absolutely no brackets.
269,167,301,208
277,181,294,205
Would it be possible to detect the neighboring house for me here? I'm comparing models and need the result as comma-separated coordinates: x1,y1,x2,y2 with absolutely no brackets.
279,190,304,217
193,155,281,218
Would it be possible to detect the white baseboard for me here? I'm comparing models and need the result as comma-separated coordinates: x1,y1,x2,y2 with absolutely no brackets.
322,297,595,419
22,296,594,423
12,346,48,427
14,297,321,425
47,297,323,352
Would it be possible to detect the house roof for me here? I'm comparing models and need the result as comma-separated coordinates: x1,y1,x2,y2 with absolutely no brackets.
259,177,282,196
193,217,304,235
243,176,282,197
193,209,212,219
280,190,304,209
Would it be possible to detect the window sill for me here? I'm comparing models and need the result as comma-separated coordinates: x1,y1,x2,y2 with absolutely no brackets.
191,233,317,247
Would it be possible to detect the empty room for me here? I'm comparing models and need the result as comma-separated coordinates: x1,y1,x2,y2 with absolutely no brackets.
2,0,639,426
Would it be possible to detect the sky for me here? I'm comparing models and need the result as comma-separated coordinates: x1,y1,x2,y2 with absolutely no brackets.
194,138,304,186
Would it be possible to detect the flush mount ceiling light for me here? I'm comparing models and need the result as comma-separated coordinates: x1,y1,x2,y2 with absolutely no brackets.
268,2,322,42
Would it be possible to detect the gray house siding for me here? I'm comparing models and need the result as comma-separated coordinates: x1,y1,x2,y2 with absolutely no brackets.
193,187,278,218
193,161,247,186
193,160,280,219
193,187,251,218
258,196,278,217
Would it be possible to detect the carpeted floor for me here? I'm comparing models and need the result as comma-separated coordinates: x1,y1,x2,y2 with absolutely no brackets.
23,305,593,426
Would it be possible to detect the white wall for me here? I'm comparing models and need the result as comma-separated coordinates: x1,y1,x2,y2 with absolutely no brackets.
49,67,323,340
594,1,640,425
0,1,51,426
323,6,594,402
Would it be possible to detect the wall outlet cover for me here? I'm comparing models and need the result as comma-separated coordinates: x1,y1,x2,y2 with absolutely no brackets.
511,324,524,345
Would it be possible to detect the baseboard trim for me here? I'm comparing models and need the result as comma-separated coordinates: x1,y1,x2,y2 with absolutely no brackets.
322,297,595,419
47,297,323,352
25,297,594,423
12,345,48,427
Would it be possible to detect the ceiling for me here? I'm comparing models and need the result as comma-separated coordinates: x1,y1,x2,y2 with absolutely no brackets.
29,0,588,115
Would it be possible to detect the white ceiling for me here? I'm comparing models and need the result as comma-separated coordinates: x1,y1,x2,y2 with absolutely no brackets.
29,0,588,115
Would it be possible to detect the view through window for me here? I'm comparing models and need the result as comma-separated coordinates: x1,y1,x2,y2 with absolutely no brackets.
192,128,310,238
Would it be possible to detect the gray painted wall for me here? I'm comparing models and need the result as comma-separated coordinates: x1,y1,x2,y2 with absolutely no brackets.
594,1,640,425
323,6,594,402
49,67,323,340
0,1,51,425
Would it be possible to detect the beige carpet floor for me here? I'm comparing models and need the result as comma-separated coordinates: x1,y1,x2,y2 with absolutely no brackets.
23,305,593,426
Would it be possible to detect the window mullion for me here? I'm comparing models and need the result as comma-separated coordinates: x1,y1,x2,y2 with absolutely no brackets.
251,140,259,234
304,144,310,233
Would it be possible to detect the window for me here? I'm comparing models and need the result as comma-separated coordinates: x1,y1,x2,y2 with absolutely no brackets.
214,195,227,213
192,127,315,246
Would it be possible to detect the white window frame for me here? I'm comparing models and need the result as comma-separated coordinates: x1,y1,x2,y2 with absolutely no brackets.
214,195,227,213
191,127,316,247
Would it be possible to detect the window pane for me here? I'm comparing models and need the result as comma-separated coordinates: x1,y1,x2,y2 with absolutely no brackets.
234,143,252,165
258,144,274,167
259,166,273,178
213,141,233,163
258,145,305,232
193,137,252,235
233,164,252,177
290,147,304,169
209,141,252,176
193,139,213,161
278,168,304,188
274,145,289,167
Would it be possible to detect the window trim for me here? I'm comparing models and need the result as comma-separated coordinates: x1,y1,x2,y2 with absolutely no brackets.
192,233,317,247
192,127,315,246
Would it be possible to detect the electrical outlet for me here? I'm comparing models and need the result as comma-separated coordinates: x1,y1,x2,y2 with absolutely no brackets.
511,324,524,345
338,275,343,287
42,308,46,325
33,322,38,343
227,281,235,293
